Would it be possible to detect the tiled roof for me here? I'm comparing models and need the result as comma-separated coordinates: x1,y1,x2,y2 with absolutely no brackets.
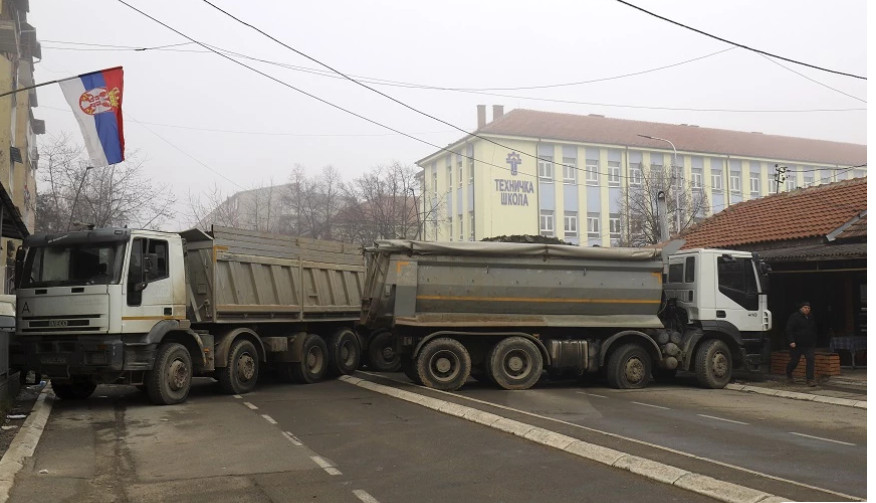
471,109,866,166
754,242,867,261
680,177,867,249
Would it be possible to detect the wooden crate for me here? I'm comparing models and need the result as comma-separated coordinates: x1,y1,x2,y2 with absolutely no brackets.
770,350,841,378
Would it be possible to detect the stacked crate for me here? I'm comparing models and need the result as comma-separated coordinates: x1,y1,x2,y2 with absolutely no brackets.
770,350,841,378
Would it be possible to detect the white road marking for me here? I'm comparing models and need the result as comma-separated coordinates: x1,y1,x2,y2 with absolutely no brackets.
243,402,258,410
353,489,381,503
631,401,670,410
311,455,342,475
697,414,749,426
261,414,277,425
575,391,607,398
351,371,863,502
282,431,303,446
790,432,855,446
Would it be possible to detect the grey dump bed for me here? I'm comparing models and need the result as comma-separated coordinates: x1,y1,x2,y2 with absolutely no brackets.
184,226,365,323
363,240,665,329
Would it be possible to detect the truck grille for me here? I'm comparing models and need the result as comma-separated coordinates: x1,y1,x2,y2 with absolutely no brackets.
20,314,102,333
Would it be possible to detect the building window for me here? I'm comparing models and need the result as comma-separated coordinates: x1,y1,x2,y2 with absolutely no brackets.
587,213,600,237
562,157,577,184
608,161,621,186
585,159,599,185
769,176,778,194
468,211,475,240
786,175,797,190
458,214,463,240
432,169,438,193
691,169,703,189
540,210,555,236
538,156,554,180
854,169,866,179
458,166,463,188
750,175,760,195
711,170,723,191
609,214,621,238
730,171,741,193
564,212,578,235
447,166,452,189
803,173,814,187
630,164,643,186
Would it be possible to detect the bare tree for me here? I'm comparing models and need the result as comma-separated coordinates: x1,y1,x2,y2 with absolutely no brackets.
617,163,708,246
36,133,176,232
337,162,420,245
185,183,242,231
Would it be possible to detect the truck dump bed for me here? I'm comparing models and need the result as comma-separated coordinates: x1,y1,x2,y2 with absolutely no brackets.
184,227,364,324
362,240,665,329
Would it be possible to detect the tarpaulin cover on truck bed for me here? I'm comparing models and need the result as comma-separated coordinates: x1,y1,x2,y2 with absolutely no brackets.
368,240,662,261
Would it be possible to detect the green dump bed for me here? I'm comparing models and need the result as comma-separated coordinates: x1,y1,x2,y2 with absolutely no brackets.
361,240,665,329
183,226,364,324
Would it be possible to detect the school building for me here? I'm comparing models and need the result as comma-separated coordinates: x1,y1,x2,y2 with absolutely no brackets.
416,106,866,246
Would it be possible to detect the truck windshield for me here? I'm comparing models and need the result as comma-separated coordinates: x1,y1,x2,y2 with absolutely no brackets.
20,242,126,287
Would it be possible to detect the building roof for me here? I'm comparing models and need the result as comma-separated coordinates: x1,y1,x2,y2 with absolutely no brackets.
679,177,867,249
467,109,866,167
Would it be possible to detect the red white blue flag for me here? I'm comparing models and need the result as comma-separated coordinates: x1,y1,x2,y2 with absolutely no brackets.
59,67,125,167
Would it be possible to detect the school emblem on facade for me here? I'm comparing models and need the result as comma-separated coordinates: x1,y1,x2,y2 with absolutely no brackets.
506,152,521,176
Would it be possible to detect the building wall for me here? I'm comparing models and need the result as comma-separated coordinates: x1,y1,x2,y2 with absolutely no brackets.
420,130,866,246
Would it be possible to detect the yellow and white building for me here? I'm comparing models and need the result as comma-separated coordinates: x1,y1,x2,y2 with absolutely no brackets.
417,106,866,246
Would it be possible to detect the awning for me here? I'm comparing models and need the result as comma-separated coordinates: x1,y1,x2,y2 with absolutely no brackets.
0,182,29,240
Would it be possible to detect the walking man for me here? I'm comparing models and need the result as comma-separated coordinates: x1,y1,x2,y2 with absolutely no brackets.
786,301,818,386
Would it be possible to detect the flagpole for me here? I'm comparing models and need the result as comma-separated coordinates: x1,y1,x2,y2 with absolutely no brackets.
0,66,123,99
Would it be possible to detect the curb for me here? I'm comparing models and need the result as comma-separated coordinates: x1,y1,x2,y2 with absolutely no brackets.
340,376,791,503
0,384,54,503
726,383,866,409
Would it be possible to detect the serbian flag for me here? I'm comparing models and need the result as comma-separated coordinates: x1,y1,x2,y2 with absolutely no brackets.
59,67,125,167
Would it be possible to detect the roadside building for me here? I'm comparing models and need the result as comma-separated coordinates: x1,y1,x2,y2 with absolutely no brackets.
679,177,866,364
416,107,866,246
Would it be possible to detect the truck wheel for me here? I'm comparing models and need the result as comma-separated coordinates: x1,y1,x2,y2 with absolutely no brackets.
328,328,361,376
606,343,651,389
367,330,401,372
146,343,192,405
52,378,97,400
487,337,543,390
415,337,471,391
217,339,260,395
402,359,423,385
292,334,328,384
695,339,732,388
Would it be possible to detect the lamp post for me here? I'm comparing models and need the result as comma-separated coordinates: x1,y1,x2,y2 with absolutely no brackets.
638,134,680,234
67,165,93,231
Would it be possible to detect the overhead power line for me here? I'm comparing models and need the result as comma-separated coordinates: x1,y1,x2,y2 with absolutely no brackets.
615,0,866,80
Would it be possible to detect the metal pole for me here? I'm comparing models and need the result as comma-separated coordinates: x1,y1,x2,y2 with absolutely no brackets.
638,135,680,233
67,166,93,231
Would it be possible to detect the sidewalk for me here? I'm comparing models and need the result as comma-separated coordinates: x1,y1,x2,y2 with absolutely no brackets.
728,367,867,409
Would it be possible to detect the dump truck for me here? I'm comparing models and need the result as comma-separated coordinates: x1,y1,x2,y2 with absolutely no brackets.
360,240,771,391
11,226,365,404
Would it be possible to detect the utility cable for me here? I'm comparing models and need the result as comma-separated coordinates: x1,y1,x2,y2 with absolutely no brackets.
615,0,865,80
758,54,865,103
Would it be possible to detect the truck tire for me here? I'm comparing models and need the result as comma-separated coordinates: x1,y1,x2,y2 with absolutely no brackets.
402,359,423,385
415,337,471,391
487,337,543,390
146,343,192,405
328,328,361,376
695,339,732,389
367,330,401,372
291,334,328,384
52,378,97,400
217,339,260,395
606,343,651,389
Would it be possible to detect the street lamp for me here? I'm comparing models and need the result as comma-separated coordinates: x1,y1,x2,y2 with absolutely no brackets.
638,134,681,234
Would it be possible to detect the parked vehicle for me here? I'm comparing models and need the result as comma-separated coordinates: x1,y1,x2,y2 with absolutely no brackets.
11,226,365,404
360,240,771,391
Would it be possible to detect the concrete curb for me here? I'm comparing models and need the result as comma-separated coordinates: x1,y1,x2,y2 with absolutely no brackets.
726,383,866,409
339,376,791,503
0,384,54,503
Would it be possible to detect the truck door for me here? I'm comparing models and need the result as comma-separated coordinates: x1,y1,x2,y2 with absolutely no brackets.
121,237,174,333
715,256,762,333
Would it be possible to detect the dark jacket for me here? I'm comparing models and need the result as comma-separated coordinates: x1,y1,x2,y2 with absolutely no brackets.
786,310,817,348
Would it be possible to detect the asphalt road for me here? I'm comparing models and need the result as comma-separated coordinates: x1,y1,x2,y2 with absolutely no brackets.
6,372,865,503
